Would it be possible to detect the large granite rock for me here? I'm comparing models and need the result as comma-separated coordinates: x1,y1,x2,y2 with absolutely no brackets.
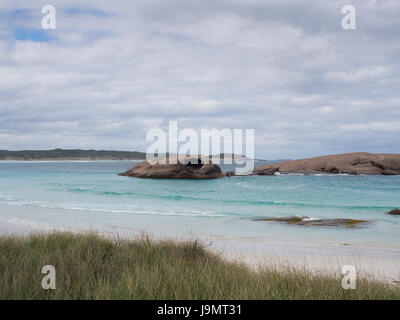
119,156,224,179
253,152,400,176
387,209,400,215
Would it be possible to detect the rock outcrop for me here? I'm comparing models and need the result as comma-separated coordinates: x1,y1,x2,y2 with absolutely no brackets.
253,152,400,176
387,209,400,215
119,156,224,179
254,216,369,228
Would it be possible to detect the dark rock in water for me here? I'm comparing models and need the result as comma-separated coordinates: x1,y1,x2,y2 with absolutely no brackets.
254,216,369,228
253,152,400,175
254,167,279,176
225,171,235,177
227,166,278,177
119,155,224,179
387,209,400,215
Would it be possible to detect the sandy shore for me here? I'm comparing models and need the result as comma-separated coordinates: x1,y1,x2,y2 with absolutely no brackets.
1,219,399,285
215,238,400,284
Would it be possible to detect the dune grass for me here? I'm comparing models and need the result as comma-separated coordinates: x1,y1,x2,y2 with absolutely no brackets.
0,232,398,300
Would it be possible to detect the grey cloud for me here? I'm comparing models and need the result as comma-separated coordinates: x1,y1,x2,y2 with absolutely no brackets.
0,0,399,158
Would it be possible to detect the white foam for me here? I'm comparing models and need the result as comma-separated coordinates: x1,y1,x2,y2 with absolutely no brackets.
0,194,225,218
301,216,320,221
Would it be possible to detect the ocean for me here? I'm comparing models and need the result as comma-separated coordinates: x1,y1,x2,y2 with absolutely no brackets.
0,161,399,246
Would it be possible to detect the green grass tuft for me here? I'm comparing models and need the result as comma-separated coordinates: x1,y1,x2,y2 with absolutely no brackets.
0,232,399,299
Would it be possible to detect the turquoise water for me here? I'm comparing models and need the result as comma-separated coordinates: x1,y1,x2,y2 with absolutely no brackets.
0,161,399,245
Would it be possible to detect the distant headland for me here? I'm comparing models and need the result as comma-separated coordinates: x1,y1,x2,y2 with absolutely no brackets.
0,149,271,162
0,149,147,161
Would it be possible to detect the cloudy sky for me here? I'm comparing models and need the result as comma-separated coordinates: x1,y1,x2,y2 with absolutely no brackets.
0,0,399,159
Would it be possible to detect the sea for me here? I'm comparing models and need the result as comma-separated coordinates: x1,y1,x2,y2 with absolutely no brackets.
0,161,399,247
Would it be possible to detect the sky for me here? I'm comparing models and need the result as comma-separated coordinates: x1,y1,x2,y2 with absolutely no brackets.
0,0,399,159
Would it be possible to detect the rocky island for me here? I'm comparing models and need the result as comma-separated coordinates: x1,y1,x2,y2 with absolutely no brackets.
119,155,224,179
253,152,400,176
